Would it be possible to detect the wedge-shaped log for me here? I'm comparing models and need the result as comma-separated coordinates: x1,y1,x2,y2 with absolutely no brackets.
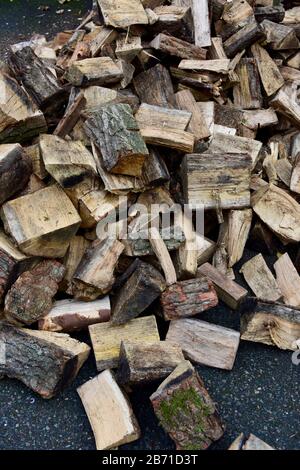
9,46,65,109
82,86,139,113
160,277,218,320
25,143,47,179
150,33,207,60
233,59,263,110
229,433,274,450
115,35,142,62
151,6,192,37
97,0,148,28
4,260,65,326
65,57,123,87
240,254,282,302
166,318,240,370
1,185,81,258
251,183,300,243
228,209,252,267
182,153,252,210
197,263,248,310
133,64,175,108
85,104,149,177
290,152,300,194
274,253,300,308
78,189,123,229
0,144,32,205
89,315,160,371
117,341,185,384
77,370,140,450
251,43,284,97
0,72,47,144
0,324,90,398
241,299,300,350
149,227,177,286
0,230,28,303
142,147,170,186
179,59,230,74
62,235,90,294
175,89,210,140
197,236,216,266
72,237,124,300
261,19,300,50
270,86,300,129
224,22,265,58
112,261,166,325
135,103,191,131
150,360,225,450
140,127,194,153
206,133,262,167
39,297,110,332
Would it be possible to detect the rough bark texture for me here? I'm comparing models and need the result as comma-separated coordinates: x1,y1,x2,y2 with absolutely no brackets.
85,103,149,176
160,277,218,320
0,144,32,205
117,341,185,384
4,260,65,326
0,323,90,398
150,360,225,450
133,64,175,108
111,261,166,325
223,22,265,58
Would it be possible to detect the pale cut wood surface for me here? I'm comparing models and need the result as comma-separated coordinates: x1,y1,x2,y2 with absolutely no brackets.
97,0,148,28
89,315,160,370
65,57,123,87
228,209,252,267
149,227,177,286
175,89,210,140
140,127,194,153
179,59,230,73
251,43,284,96
206,133,262,167
274,253,300,307
166,318,240,370
240,254,282,302
77,370,140,450
135,103,191,131
192,0,211,47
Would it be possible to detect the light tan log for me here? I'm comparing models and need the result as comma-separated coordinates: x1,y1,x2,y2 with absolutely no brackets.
149,227,177,285
251,42,284,96
228,209,252,267
62,235,90,293
179,59,230,73
97,0,148,28
166,318,240,370
240,254,282,302
197,262,248,310
140,127,194,153
77,370,140,450
175,89,210,140
89,315,160,371
274,253,300,307
135,103,191,131
206,133,262,167
270,85,300,129
65,57,123,87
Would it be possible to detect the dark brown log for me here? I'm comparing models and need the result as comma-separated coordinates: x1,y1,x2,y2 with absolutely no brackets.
224,22,265,59
111,261,166,325
85,104,149,177
0,323,90,398
261,20,300,50
53,92,86,138
142,147,170,186
133,64,175,108
117,341,185,384
0,144,32,205
150,6,192,39
254,6,285,24
160,277,218,321
150,360,225,450
150,33,207,60
4,260,65,326
8,47,65,110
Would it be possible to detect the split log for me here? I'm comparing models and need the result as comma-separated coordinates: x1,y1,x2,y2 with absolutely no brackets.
97,0,148,28
142,147,170,186
228,209,252,268
206,133,262,167
240,254,282,302
197,236,216,266
77,370,140,450
71,237,124,300
174,212,198,280
275,158,292,188
133,64,175,108
82,86,139,114
255,5,285,24
223,22,265,59
0,72,47,144
135,103,191,131
140,127,194,153
274,253,300,308
151,6,192,38
150,360,225,450
62,235,90,293
1,185,81,258
111,261,166,325
166,318,240,370
229,432,274,450
25,143,47,179
0,144,32,205
197,262,248,310
233,59,263,110
270,85,300,129
0,323,90,398
116,35,142,62
85,104,149,177
4,260,65,326
175,89,210,140
89,27,117,57
150,33,207,60
240,299,300,350
261,20,300,50
242,108,278,131
149,227,177,285
117,341,185,384
89,315,160,370
39,297,110,332
0,230,28,303
290,152,300,194
179,59,230,74
181,153,252,209
65,57,123,87
251,42,284,97
251,183,300,243
9,47,65,110
78,189,123,229
160,277,218,320
53,92,86,138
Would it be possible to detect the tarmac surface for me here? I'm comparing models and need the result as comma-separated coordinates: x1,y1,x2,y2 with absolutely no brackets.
0,0,299,451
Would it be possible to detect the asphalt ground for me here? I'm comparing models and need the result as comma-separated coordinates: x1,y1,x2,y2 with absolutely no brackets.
0,0,299,451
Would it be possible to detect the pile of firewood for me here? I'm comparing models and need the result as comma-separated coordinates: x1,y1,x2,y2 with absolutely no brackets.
1,0,300,450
